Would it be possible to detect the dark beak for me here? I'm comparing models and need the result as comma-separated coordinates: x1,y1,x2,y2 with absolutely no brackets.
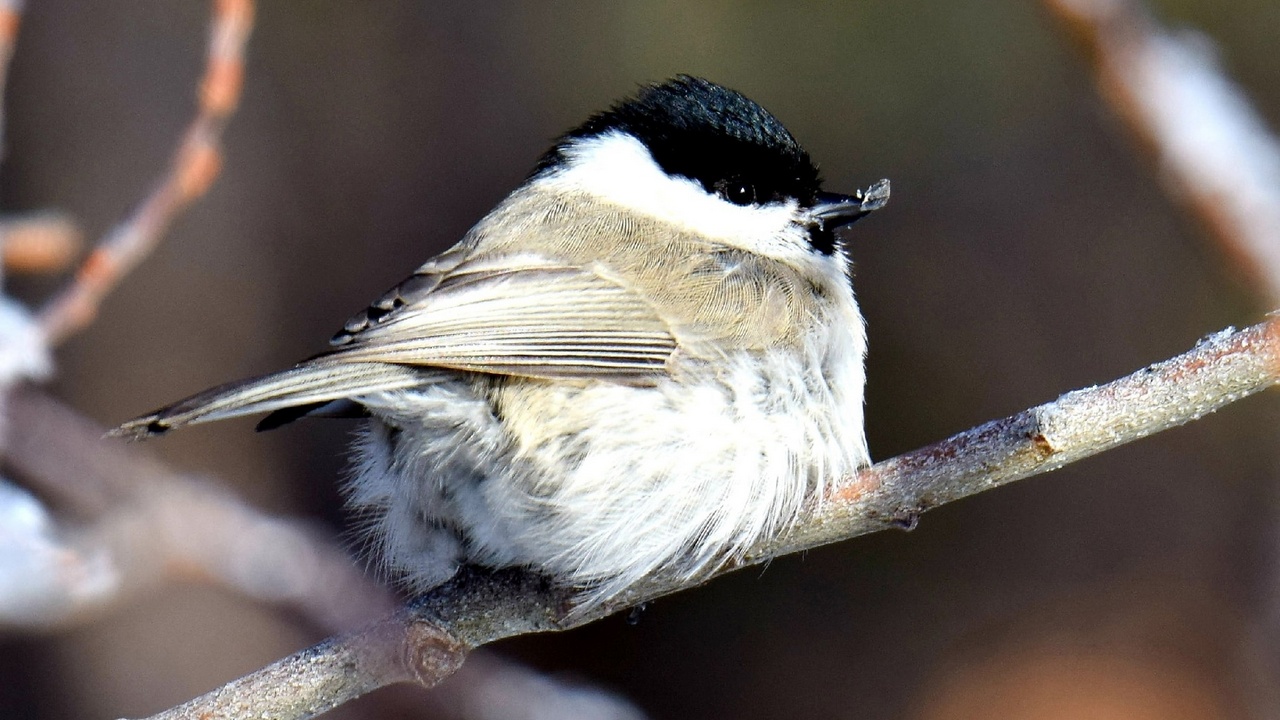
811,178,891,230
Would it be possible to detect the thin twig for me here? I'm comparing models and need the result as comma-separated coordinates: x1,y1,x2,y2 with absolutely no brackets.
0,3,82,281
136,315,1280,720
1044,0,1280,301
0,0,25,286
36,0,254,345
0,0,22,165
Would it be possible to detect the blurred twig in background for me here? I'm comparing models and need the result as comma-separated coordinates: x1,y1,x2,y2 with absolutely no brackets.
0,1,81,281
2,386,396,630
0,0,22,159
1045,0,1280,302
36,0,254,346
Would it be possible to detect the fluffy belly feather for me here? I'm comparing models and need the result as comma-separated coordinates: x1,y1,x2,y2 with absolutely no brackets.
346,346,867,610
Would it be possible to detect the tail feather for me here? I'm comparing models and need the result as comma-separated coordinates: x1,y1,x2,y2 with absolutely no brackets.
110,361,438,440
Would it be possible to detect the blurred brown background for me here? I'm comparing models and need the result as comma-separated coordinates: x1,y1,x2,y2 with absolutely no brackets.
3,1,1279,718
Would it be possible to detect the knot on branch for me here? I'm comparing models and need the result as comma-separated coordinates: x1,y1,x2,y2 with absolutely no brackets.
401,619,467,689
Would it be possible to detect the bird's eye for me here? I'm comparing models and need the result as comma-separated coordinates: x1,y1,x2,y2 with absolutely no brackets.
717,180,758,206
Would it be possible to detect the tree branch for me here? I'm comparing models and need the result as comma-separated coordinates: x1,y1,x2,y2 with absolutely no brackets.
135,314,1280,720
36,0,254,345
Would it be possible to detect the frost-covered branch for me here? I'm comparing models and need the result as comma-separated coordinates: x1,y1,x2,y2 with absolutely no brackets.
138,315,1280,720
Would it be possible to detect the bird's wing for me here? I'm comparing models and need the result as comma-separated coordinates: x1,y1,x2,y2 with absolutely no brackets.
325,252,678,382
112,251,679,440
110,362,441,439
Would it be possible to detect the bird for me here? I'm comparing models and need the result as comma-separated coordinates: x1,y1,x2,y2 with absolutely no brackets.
113,75,889,610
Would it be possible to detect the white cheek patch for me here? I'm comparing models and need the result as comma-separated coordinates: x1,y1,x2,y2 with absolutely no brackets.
538,131,812,259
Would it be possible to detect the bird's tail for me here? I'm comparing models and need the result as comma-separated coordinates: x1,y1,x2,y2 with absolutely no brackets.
110,361,437,440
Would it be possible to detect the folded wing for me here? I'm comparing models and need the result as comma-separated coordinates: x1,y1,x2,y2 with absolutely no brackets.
329,262,677,380
113,256,679,439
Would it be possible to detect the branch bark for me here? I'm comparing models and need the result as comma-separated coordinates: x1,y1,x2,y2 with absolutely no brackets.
136,314,1280,720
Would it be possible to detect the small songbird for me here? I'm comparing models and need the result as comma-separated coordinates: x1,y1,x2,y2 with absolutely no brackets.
114,76,889,609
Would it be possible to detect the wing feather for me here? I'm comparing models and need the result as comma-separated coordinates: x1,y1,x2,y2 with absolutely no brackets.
111,362,437,439
326,264,677,380
115,253,681,439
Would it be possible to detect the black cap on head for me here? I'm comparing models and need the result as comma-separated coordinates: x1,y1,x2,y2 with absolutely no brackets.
536,76,823,208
